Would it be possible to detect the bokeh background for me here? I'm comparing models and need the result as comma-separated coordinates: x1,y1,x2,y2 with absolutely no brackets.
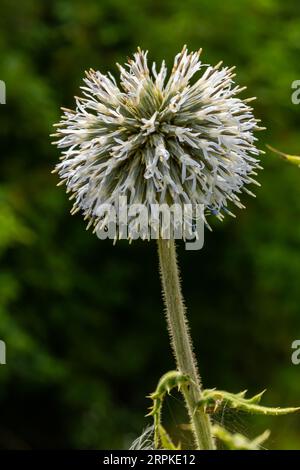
0,0,300,450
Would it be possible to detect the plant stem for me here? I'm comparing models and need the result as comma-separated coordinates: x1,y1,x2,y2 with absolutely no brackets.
157,239,215,450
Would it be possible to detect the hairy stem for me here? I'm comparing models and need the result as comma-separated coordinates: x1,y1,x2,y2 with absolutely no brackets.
157,239,215,450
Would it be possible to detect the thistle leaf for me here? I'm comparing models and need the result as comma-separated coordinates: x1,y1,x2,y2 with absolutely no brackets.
146,370,190,449
199,389,300,416
212,424,270,450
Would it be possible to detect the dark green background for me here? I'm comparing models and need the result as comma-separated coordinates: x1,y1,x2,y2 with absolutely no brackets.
0,0,300,449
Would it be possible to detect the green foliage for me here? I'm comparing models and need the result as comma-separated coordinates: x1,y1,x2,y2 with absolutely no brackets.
147,371,299,449
147,371,189,448
198,389,300,416
0,0,300,449
212,425,270,450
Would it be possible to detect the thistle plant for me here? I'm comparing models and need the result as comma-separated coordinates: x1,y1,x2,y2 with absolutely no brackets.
52,47,299,450
53,46,262,234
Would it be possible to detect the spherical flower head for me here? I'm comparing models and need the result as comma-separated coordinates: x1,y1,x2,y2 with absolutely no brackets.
52,46,263,236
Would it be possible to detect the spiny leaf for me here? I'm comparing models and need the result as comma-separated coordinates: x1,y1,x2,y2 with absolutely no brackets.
146,370,190,417
146,370,190,449
198,389,300,416
152,370,190,397
212,424,270,450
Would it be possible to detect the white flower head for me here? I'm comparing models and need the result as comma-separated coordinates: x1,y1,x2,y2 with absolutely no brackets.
52,46,263,236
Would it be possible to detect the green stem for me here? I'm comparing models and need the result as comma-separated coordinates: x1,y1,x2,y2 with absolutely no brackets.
157,239,215,450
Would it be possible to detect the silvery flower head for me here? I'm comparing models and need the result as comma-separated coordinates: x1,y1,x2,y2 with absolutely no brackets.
52,46,263,239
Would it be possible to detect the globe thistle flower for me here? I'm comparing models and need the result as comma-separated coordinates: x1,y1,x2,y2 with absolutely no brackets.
52,46,263,236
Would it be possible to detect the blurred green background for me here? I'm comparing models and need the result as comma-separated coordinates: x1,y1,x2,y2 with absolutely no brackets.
0,0,300,450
